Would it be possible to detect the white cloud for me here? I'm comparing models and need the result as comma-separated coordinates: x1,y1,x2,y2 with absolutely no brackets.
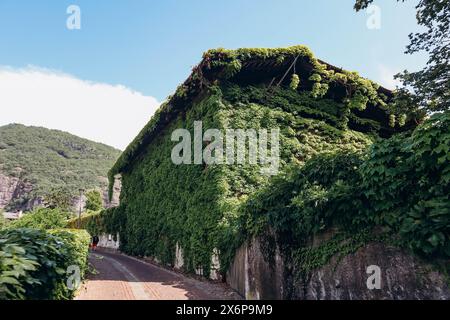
377,64,401,90
0,66,160,150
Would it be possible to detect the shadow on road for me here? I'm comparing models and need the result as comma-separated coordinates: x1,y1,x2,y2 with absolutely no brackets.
81,248,241,300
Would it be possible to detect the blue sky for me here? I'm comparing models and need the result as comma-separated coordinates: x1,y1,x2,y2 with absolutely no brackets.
0,0,425,99
0,0,426,149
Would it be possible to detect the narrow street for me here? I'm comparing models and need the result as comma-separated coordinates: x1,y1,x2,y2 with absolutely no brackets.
75,249,242,300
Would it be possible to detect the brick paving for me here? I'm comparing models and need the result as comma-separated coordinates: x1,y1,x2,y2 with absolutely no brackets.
75,249,242,300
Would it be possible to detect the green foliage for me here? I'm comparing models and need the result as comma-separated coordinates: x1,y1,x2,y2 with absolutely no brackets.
43,187,74,212
115,93,225,272
84,190,103,212
292,230,386,281
8,208,70,230
398,114,407,127
67,207,121,237
102,82,377,274
109,45,408,184
240,111,450,274
240,151,367,249
389,114,396,128
347,93,369,111
290,74,300,90
360,111,450,257
103,45,439,278
222,82,384,134
0,228,90,300
0,124,120,210
311,82,329,99
49,228,91,280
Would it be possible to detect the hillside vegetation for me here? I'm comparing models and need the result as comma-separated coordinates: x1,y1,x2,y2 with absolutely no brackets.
0,124,121,209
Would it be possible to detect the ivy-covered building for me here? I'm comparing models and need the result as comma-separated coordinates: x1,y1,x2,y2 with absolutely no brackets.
105,46,448,299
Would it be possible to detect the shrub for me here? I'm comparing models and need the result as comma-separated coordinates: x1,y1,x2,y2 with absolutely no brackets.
8,208,70,230
0,228,90,300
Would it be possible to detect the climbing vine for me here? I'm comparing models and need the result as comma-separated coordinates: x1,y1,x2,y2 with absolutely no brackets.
97,46,441,279
109,45,416,192
238,111,450,278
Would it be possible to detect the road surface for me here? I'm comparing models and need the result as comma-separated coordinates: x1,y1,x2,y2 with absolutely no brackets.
75,249,241,300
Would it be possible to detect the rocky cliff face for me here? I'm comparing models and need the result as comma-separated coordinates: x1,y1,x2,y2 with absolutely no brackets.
0,172,19,209
0,124,122,212
0,171,121,212
0,172,39,211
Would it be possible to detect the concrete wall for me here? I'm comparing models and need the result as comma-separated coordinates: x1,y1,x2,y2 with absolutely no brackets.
97,234,120,250
226,236,284,300
174,242,222,281
225,233,450,300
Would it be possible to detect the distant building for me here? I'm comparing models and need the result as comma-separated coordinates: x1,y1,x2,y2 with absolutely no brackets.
3,210,23,220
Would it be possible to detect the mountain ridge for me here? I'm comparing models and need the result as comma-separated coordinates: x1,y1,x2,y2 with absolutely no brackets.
0,123,121,211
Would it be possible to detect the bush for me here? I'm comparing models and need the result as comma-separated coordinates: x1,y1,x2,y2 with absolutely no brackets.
67,207,123,238
0,228,90,300
67,210,103,235
8,208,70,230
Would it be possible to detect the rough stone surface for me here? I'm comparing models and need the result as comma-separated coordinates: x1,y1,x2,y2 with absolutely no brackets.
227,236,450,300
0,171,121,211
227,235,285,300
299,243,450,300
0,171,37,211
100,175,121,208
0,172,20,208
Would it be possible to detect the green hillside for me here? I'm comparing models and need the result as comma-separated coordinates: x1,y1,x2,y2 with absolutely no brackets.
0,124,121,209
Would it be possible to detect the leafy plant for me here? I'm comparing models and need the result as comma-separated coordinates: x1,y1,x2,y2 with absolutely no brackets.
290,74,300,90
43,187,74,212
8,208,70,230
0,228,90,300
99,45,440,278
240,111,450,277
84,190,104,212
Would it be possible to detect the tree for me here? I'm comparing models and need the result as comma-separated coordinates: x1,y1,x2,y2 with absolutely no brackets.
355,0,449,113
43,187,73,212
84,190,103,212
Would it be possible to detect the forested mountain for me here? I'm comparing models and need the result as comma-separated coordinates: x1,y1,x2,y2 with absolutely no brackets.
0,124,121,211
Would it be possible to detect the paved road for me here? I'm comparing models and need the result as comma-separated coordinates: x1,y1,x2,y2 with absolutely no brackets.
75,249,241,300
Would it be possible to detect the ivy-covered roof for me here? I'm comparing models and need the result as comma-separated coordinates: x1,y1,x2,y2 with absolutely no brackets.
108,45,411,193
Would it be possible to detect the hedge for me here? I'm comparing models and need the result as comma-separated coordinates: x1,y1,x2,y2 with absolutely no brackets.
0,228,90,300
67,207,121,238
